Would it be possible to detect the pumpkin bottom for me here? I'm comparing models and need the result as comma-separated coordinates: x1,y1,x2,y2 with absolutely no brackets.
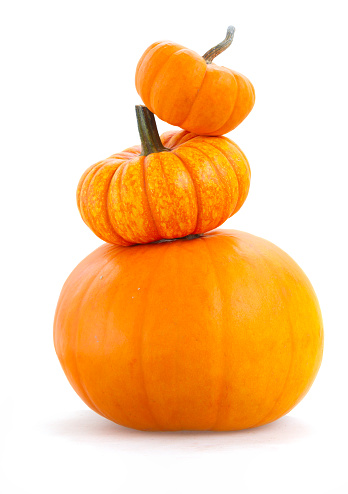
54,230,323,431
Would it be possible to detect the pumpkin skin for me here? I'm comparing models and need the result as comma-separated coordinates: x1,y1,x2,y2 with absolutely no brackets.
77,119,250,246
54,230,323,431
135,27,255,136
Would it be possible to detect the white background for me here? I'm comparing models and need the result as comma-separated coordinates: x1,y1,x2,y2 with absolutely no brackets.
1,0,347,492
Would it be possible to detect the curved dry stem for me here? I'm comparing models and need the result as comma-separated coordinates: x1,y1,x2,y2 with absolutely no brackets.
203,26,235,64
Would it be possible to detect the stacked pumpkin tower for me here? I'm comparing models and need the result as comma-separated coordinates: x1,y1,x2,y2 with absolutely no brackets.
54,27,323,431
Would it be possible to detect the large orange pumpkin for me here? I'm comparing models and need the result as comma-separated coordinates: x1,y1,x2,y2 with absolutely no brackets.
135,26,255,135
77,106,250,246
54,230,323,431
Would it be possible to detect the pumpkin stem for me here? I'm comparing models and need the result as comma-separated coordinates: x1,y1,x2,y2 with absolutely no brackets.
136,105,169,156
203,26,235,64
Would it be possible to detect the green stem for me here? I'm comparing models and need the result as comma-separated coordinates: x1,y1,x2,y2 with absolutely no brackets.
135,105,169,156
202,26,235,64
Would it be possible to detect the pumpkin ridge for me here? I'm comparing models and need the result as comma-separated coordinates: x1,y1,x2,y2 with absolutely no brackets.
135,41,163,94
221,136,251,180
158,151,197,238
86,160,127,244
157,152,180,238
148,47,192,115
84,169,110,239
72,267,113,419
104,164,131,246
252,241,322,425
209,232,295,428
74,252,135,422
241,73,255,104
200,237,227,430
142,155,161,240
74,275,107,417
171,150,200,233
171,66,239,135
235,234,296,427
76,162,97,216
107,161,132,242
215,71,255,135
102,247,147,425
140,41,185,106
208,70,239,135
136,242,174,430
178,65,208,128
181,143,232,226
117,158,147,244
138,42,183,105
79,162,106,228
202,141,241,216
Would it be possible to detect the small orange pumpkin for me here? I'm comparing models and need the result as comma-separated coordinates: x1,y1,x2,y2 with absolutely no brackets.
77,106,250,246
54,230,323,431
135,26,255,136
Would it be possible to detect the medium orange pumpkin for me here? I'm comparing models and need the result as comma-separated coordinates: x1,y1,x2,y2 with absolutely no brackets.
135,26,255,136
77,106,250,246
54,230,323,431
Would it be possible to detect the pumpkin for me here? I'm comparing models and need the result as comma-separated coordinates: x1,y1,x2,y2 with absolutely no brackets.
135,26,255,136
77,106,250,246
54,229,323,431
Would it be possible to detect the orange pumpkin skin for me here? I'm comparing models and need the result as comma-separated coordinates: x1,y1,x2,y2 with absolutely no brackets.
77,130,250,246
135,39,255,135
54,230,323,431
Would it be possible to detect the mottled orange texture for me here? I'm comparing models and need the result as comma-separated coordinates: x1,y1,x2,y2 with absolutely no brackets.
77,130,251,245
135,34,255,135
54,230,323,431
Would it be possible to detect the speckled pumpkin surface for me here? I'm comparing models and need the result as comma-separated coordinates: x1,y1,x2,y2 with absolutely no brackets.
77,108,250,246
